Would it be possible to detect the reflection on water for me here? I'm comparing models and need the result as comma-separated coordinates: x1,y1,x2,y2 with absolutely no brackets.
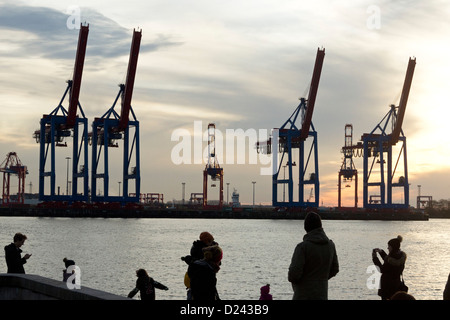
0,217,448,300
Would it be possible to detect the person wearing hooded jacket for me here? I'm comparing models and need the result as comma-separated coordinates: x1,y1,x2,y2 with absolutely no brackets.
372,235,407,300
288,212,339,300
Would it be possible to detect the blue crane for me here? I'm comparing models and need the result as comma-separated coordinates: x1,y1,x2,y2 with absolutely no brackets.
33,24,89,204
90,29,142,206
257,48,325,209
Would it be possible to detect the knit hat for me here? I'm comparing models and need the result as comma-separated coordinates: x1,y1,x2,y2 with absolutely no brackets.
199,231,214,244
388,235,403,251
202,245,223,263
304,212,322,232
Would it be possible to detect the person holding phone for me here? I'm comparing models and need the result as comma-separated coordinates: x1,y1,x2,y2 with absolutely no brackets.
4,232,32,274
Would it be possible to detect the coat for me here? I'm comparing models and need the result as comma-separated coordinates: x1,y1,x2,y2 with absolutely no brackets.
187,259,220,300
372,249,407,300
288,228,339,300
4,243,26,274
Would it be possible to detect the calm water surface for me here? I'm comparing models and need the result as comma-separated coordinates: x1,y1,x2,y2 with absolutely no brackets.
0,217,448,300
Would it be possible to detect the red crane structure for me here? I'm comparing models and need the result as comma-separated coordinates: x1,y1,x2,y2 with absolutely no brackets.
203,123,224,209
1,152,28,205
33,24,89,203
91,29,142,205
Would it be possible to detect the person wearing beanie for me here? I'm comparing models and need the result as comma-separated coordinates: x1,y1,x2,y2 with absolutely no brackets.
187,245,223,300
288,212,339,300
372,235,408,300
181,232,219,299
181,231,218,265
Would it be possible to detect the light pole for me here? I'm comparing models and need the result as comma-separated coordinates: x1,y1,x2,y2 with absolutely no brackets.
252,181,256,207
182,182,185,205
118,181,121,196
65,157,71,196
226,182,230,205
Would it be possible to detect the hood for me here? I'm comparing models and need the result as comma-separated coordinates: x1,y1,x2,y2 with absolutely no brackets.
303,228,330,245
260,285,270,295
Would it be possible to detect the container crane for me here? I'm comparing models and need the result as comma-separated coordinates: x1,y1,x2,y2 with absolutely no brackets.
203,123,224,209
1,152,28,205
90,29,142,205
338,124,358,208
256,48,325,208
33,24,89,203
350,57,416,210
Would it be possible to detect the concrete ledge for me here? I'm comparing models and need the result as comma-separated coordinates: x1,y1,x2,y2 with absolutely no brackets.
0,273,130,300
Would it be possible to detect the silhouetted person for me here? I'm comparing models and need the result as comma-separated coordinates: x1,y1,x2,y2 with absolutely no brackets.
188,245,223,300
182,231,218,299
259,284,273,300
288,212,339,300
181,231,218,265
390,291,415,300
128,268,168,300
444,273,450,300
4,233,31,274
372,235,407,300
62,257,76,282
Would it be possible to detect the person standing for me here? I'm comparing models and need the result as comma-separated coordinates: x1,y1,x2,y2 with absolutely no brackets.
288,212,339,300
4,232,31,274
372,235,407,300
128,268,168,300
181,231,218,299
187,245,223,300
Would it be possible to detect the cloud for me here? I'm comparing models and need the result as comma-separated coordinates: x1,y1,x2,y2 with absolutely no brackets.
0,3,182,59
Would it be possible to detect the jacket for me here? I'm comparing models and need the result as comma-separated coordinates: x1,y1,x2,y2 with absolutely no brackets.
372,249,407,299
128,276,168,300
288,228,339,300
4,243,26,274
187,259,220,300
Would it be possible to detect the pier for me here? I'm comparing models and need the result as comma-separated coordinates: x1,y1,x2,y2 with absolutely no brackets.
0,274,128,300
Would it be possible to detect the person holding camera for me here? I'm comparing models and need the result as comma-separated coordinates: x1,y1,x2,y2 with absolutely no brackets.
372,235,408,300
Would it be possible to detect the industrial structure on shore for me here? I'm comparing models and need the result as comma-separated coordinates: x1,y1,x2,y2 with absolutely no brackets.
0,25,432,219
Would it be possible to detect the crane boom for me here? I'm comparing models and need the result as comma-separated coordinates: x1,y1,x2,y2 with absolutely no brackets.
118,29,142,132
300,47,325,141
66,24,89,128
390,57,416,145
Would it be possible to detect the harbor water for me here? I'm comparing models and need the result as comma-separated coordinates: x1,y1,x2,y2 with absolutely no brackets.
0,216,449,300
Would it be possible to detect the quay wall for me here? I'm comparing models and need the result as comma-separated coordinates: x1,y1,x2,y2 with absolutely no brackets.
0,273,129,300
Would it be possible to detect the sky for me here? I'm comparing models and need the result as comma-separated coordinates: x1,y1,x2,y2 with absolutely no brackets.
0,0,449,206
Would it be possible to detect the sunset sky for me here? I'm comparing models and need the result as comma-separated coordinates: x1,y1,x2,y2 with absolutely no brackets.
0,0,449,206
